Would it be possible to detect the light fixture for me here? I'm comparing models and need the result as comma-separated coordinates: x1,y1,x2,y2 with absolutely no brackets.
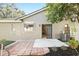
71,14,78,22
65,24,67,27
24,27,27,32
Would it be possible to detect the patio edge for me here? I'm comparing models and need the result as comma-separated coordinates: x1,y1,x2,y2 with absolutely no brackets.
5,41,18,49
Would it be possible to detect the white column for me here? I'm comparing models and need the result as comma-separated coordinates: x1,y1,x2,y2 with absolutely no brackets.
0,44,3,56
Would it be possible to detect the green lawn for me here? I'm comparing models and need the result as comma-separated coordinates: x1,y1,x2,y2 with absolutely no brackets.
0,39,15,47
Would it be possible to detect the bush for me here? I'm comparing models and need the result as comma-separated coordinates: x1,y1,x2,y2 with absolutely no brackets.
68,37,79,49
0,39,14,47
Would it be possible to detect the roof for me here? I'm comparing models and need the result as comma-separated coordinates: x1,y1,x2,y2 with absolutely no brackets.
0,19,22,23
0,7,46,23
16,7,46,20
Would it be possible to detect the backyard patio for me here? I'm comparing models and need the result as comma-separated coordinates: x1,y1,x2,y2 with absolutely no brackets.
0,40,49,56
0,3,79,56
0,39,79,56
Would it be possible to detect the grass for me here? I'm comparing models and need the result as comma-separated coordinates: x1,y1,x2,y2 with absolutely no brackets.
0,39,15,47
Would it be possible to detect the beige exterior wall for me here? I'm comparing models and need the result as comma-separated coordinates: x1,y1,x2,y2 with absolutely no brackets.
23,11,51,40
23,10,79,40
53,20,79,40
0,10,79,41
0,22,23,40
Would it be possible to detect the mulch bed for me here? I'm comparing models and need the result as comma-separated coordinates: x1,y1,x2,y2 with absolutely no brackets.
44,47,79,56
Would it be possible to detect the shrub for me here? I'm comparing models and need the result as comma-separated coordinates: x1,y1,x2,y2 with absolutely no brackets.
68,37,79,49
0,39,14,47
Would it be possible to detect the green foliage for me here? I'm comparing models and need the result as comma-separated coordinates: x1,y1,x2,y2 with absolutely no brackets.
68,37,79,49
0,39,14,47
0,4,25,18
46,3,79,23
71,27,77,33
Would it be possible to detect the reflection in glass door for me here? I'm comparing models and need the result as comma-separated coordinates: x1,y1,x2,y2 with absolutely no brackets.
42,24,52,39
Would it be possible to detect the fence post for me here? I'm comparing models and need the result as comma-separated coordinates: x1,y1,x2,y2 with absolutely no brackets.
0,44,3,56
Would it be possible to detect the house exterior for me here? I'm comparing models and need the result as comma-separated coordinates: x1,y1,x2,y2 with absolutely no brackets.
0,8,79,41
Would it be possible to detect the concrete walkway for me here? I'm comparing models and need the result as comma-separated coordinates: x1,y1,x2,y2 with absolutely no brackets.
3,40,49,56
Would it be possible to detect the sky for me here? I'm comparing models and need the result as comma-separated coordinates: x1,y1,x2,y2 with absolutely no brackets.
15,3,45,14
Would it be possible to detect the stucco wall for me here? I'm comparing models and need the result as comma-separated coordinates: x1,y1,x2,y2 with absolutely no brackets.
23,11,79,40
53,20,79,40
0,22,23,40
0,22,42,40
0,10,79,41
23,11,51,40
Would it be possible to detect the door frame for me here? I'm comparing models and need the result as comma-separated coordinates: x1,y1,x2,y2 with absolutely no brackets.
41,24,52,38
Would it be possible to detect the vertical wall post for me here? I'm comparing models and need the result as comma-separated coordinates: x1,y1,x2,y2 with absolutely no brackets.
0,44,3,56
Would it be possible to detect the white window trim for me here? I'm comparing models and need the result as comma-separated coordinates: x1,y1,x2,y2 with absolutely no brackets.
24,23,34,32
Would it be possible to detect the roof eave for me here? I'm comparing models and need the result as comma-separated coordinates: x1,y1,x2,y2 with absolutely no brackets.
16,7,46,21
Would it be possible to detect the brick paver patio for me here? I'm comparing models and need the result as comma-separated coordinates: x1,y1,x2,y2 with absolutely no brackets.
0,40,49,56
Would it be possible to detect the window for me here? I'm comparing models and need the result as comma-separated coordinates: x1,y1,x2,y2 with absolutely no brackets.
11,24,15,32
24,24,34,31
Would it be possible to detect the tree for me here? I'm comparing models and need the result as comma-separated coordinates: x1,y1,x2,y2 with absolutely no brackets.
46,4,79,55
46,3,79,23
0,4,25,18
46,3,79,37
